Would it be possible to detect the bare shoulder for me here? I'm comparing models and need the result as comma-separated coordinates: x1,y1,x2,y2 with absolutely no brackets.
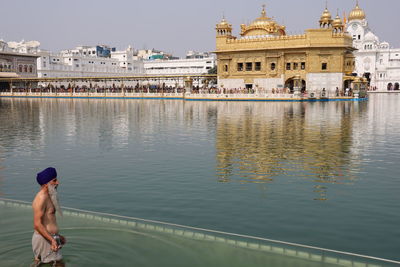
32,190,48,211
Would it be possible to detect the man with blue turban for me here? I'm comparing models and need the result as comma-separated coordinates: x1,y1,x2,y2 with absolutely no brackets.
32,167,66,266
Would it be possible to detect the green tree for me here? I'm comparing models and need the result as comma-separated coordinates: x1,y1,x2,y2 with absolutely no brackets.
208,66,217,74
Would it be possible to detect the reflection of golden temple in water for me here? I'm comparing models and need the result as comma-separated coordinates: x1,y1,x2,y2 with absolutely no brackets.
214,101,366,200
0,98,368,200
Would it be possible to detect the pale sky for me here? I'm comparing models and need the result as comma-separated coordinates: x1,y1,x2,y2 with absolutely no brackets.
1,0,398,57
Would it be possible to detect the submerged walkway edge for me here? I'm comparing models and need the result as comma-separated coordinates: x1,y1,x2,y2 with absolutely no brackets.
0,197,397,266
0,92,367,102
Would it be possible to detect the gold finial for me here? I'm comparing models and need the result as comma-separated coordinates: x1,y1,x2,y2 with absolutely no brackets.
261,4,266,17
349,0,366,21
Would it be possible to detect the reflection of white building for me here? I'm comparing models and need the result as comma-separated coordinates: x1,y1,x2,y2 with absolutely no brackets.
346,2,400,90
37,45,144,78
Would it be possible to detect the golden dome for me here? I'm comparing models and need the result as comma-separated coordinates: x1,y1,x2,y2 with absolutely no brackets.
216,17,232,30
217,17,230,27
348,1,366,21
319,7,333,28
240,5,286,37
216,16,232,37
332,14,343,28
251,6,271,26
320,8,332,20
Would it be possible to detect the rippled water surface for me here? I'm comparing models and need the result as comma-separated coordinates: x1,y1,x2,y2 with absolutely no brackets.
0,95,399,264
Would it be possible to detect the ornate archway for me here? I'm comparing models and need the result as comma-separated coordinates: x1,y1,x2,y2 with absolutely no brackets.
285,78,306,93
344,80,352,90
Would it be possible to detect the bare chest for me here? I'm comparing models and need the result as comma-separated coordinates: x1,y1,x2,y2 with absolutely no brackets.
44,199,56,215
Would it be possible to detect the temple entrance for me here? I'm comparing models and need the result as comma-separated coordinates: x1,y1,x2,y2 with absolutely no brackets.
344,80,352,90
363,72,371,85
387,83,393,91
0,82,9,91
245,84,253,93
395,82,399,90
285,78,306,93
245,84,253,89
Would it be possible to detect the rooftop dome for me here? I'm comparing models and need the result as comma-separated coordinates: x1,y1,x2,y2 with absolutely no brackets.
216,17,231,28
320,8,332,21
364,31,378,42
349,1,366,21
240,5,286,37
319,6,333,28
332,14,343,28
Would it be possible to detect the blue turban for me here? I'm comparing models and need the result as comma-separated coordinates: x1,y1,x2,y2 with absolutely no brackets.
37,167,57,185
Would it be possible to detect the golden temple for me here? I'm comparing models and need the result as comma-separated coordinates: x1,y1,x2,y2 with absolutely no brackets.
215,5,357,95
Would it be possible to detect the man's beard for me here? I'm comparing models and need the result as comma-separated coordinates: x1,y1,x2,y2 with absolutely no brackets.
48,184,63,217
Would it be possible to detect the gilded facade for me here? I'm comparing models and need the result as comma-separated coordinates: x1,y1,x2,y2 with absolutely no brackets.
215,6,356,94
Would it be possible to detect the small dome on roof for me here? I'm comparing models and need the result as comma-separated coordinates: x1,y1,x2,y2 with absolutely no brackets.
320,8,332,20
332,14,343,28
364,31,378,42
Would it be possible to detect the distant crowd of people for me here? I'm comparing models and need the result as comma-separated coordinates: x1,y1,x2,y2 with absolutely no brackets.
3,85,366,97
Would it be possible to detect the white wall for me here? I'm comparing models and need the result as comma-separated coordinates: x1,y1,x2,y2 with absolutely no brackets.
306,73,343,93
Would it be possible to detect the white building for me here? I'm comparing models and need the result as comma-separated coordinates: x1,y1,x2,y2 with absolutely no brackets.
37,45,144,78
136,49,177,60
144,51,215,86
346,2,400,90
0,39,40,54
0,39,39,81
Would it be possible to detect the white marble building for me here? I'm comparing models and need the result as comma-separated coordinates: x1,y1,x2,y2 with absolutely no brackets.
143,52,216,86
0,40,39,80
144,55,215,76
37,45,144,78
346,2,400,90
0,39,40,54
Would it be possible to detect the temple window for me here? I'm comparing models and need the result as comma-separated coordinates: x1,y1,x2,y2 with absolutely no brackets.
24,65,28,72
271,63,276,70
286,63,291,70
19,65,23,72
301,62,306,70
358,35,361,40
245,62,252,71
293,63,298,70
255,62,261,71
237,63,243,71
29,65,33,73
322,63,328,70
224,64,228,72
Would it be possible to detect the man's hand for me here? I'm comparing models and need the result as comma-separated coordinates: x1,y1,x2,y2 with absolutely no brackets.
60,235,67,245
51,239,60,251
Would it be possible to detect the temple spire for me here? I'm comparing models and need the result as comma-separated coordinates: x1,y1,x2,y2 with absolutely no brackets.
261,4,266,17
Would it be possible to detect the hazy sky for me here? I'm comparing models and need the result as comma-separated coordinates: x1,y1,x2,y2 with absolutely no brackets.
1,0,398,57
